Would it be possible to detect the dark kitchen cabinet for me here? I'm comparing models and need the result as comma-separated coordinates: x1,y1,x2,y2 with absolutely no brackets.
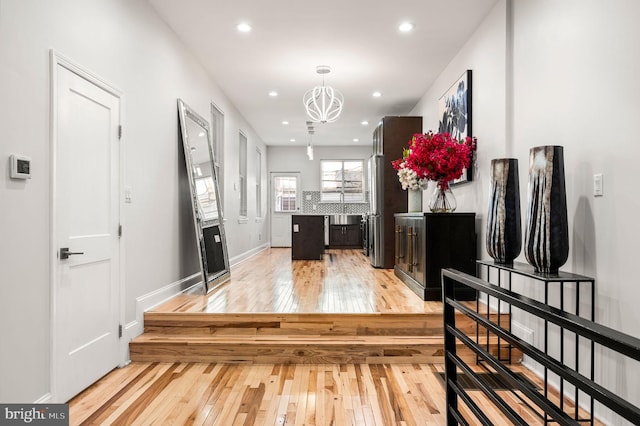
329,224,362,248
394,213,477,301
292,215,325,260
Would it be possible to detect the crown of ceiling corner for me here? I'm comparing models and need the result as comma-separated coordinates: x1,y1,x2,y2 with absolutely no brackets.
303,65,344,124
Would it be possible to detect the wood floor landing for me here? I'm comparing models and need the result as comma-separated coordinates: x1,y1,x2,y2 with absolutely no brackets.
131,249,519,365
151,248,441,314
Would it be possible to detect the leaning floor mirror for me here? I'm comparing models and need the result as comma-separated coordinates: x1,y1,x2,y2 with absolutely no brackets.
178,99,230,293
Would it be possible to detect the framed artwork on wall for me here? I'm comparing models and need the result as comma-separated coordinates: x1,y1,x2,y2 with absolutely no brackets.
438,69,473,184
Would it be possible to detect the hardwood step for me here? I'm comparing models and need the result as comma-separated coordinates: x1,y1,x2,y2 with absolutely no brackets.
133,301,517,365
129,333,521,365
142,308,510,338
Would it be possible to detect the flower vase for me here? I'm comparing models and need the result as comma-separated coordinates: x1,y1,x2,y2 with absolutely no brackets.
524,146,569,274
429,183,456,213
486,159,521,264
407,189,423,212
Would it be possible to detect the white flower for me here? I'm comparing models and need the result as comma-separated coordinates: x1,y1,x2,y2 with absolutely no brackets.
396,162,428,191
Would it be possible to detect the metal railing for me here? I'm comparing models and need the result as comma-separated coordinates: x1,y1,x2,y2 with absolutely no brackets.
442,268,640,425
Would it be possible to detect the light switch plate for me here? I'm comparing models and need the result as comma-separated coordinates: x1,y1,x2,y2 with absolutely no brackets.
593,173,603,197
124,186,133,203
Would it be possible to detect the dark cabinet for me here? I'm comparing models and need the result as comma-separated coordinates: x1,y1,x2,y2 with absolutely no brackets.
292,215,325,260
394,213,477,301
329,224,362,248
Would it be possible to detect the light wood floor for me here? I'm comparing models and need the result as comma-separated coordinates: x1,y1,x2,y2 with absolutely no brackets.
153,248,440,314
69,248,600,424
69,360,595,425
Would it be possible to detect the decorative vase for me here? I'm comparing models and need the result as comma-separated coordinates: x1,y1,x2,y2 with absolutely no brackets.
524,146,569,274
486,158,521,264
429,183,457,213
407,189,423,212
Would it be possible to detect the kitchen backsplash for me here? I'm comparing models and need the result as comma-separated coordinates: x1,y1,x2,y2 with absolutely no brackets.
302,191,370,214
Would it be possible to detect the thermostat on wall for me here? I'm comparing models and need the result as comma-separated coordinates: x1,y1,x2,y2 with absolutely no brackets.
10,154,32,179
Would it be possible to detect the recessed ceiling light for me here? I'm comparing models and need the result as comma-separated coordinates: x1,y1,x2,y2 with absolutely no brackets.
282,120,289,125
236,23,252,32
353,138,360,142
290,138,296,142
361,120,369,126
399,22,414,32
269,91,278,97
372,91,382,98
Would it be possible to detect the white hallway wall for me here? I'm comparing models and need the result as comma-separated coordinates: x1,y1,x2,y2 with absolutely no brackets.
412,0,640,423
0,0,267,402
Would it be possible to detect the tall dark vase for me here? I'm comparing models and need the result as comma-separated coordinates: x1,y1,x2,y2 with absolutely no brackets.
486,158,521,264
524,146,569,274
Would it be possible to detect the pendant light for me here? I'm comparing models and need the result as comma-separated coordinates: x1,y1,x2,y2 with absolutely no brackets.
306,121,314,160
303,65,344,124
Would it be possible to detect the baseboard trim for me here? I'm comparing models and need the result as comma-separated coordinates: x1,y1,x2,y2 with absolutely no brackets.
229,243,270,267
520,359,603,424
34,393,52,404
123,244,270,360
127,273,201,342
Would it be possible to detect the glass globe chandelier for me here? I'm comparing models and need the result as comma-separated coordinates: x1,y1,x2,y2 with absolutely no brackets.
303,65,344,124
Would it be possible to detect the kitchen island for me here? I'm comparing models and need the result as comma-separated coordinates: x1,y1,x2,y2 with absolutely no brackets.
291,214,364,260
291,215,325,260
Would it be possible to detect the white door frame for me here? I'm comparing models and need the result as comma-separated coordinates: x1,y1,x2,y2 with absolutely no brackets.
49,50,126,402
270,172,301,247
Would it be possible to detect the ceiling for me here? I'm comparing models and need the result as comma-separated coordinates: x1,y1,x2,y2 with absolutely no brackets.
147,0,498,147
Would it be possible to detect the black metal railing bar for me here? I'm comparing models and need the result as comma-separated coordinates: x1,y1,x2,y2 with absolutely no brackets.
442,268,640,426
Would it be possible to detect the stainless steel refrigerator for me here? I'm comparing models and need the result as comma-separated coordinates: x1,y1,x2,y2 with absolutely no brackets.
368,155,384,267
366,116,423,269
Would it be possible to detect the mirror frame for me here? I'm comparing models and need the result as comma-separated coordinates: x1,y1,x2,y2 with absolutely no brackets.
177,99,230,293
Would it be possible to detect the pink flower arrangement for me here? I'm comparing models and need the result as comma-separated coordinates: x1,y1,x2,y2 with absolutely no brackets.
392,132,476,191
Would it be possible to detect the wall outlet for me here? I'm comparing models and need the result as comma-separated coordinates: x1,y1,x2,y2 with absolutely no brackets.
258,233,262,241
512,321,534,345
124,186,133,203
312,204,317,210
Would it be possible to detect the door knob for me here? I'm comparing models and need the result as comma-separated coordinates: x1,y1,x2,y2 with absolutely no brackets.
59,247,84,260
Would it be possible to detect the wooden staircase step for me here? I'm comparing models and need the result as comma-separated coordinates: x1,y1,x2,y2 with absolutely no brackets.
129,333,522,365
142,309,510,338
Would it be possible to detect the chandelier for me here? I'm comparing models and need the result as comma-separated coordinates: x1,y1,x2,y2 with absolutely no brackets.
303,65,344,123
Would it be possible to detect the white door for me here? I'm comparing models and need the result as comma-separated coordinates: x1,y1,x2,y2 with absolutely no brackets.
270,172,301,247
53,60,121,402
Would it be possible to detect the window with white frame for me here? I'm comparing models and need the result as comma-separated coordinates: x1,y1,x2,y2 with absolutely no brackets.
239,131,247,218
255,148,262,218
273,176,298,212
210,103,224,211
320,160,364,203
